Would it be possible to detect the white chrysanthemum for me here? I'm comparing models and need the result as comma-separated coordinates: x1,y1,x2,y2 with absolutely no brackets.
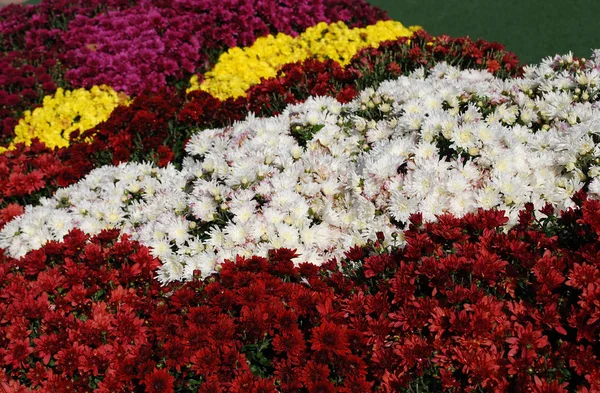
224,223,249,245
589,178,600,197
48,210,75,239
420,191,449,222
149,239,172,259
388,190,418,224
182,252,217,280
165,216,192,245
189,197,218,221
403,168,435,199
157,257,184,284
496,103,519,125
451,125,477,150
449,193,476,217
446,173,472,195
475,186,502,210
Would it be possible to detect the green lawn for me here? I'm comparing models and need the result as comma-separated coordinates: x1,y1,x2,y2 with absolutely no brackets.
11,0,600,65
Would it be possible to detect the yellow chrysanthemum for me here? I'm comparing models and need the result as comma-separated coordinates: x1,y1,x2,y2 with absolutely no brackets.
188,20,420,99
0,85,129,153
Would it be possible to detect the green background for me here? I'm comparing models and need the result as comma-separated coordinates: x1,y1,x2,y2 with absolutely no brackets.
365,0,600,64
10,0,600,65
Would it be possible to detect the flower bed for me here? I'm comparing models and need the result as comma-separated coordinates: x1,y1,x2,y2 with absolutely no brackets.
1,0,600,392
2,196,600,392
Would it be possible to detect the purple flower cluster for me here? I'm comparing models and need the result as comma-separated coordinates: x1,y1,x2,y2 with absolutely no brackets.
58,0,387,94
0,1,133,52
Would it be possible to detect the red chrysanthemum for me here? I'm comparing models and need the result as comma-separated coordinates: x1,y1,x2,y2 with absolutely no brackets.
301,360,331,386
311,321,351,358
272,328,306,362
506,322,550,361
3,338,35,369
143,368,175,393
156,145,174,167
0,203,24,229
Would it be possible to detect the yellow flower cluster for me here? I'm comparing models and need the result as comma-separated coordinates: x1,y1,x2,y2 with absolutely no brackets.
0,86,129,152
188,20,420,99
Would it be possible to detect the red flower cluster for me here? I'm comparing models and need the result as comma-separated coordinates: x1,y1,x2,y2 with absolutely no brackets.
75,88,184,167
0,229,164,393
0,227,372,392
0,140,93,229
1,194,599,392
347,29,521,88
321,192,600,392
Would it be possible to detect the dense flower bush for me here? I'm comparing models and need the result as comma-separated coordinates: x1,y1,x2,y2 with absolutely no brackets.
4,18,415,153
0,30,520,229
1,195,600,392
2,53,599,282
180,29,523,130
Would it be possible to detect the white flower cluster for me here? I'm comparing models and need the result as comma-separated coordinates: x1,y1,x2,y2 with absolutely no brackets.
2,51,600,283
0,163,196,282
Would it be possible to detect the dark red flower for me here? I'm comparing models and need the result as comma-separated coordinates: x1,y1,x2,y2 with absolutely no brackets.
363,254,395,278
301,360,330,386
566,263,599,289
3,338,34,369
156,145,174,167
272,328,306,361
340,373,374,393
26,362,48,388
273,358,303,390
310,320,350,358
198,375,223,393
143,368,175,393
307,379,336,393
530,376,569,393
582,199,600,236
190,346,221,376
506,322,550,360
54,342,87,377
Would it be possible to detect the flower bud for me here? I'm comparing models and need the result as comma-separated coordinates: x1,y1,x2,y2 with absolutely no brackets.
291,146,303,159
